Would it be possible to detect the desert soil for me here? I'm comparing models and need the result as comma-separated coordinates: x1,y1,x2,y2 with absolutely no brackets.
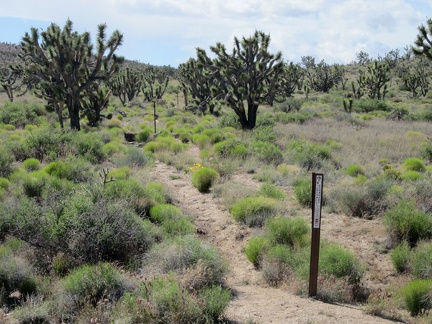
150,146,403,324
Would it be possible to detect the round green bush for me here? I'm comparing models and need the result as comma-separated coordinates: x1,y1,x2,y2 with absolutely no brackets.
213,139,248,159
345,164,365,177
149,204,183,223
384,200,432,246
400,170,423,181
250,141,283,165
401,279,432,316
192,134,212,149
319,243,363,284
22,170,49,198
0,177,10,190
23,158,41,171
258,183,286,199
244,236,269,268
192,167,219,193
265,217,309,248
136,127,152,143
230,196,279,227
161,217,195,236
402,158,426,172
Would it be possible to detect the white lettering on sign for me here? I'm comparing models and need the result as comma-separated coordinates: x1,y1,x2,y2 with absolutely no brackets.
313,175,323,229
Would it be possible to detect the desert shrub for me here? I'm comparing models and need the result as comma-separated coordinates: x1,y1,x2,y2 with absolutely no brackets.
421,142,432,161
213,139,248,159
402,157,426,172
286,138,331,170
0,101,45,128
192,134,212,149
0,254,37,305
136,127,152,143
265,217,309,248
244,236,269,268
410,241,432,279
198,285,232,322
43,161,73,180
354,99,391,113
384,200,432,246
22,158,41,171
22,170,49,198
202,128,226,144
253,125,277,143
218,110,240,129
258,183,286,199
345,164,365,177
102,141,125,156
144,235,228,287
149,204,183,223
58,196,153,264
401,279,432,316
0,146,14,177
319,243,363,284
333,177,393,218
274,98,305,113
120,147,152,168
293,177,312,207
192,167,219,193
0,178,10,190
12,296,50,324
143,181,171,211
108,166,130,181
230,196,279,227
143,140,169,153
72,132,106,164
390,241,410,273
276,112,312,124
250,141,283,165
58,262,131,314
161,217,195,236
400,170,423,181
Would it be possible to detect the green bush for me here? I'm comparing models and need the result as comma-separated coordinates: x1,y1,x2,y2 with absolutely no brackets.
402,158,426,172
192,134,212,149
390,241,410,273
0,101,46,128
59,263,130,312
230,196,279,227
293,177,312,207
265,217,309,248
136,127,152,143
319,243,363,284
22,170,49,198
199,285,232,321
410,241,432,279
72,132,106,164
258,183,286,199
43,161,73,180
161,217,195,236
102,141,125,156
0,178,10,190
244,236,269,268
22,158,41,171
401,279,432,316
401,170,423,181
108,166,131,181
149,204,183,223
286,138,331,170
345,164,365,177
121,147,152,167
192,167,219,193
384,200,432,246
213,139,248,159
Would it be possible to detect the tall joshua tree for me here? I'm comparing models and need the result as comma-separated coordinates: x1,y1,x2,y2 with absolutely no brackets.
197,31,284,130
413,18,432,60
16,19,124,130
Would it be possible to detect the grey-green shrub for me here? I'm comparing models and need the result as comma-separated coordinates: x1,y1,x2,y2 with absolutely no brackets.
199,285,232,321
401,279,432,316
390,241,410,273
192,167,219,193
345,164,365,177
230,196,279,227
250,141,283,165
384,200,432,246
0,146,14,177
144,235,227,287
213,139,248,159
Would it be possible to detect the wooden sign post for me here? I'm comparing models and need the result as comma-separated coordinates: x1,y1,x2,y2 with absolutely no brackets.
309,172,324,297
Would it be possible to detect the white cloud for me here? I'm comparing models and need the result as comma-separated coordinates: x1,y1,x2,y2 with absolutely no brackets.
2,0,432,66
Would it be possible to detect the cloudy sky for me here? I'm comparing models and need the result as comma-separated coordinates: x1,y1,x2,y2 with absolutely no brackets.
1,0,431,67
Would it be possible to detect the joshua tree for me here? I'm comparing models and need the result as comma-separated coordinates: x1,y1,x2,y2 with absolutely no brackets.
110,68,145,106
197,31,284,130
271,62,304,103
358,60,390,100
306,60,343,93
15,19,124,130
413,18,432,60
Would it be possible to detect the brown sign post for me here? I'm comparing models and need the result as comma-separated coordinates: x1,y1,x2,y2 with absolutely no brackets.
309,172,324,297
